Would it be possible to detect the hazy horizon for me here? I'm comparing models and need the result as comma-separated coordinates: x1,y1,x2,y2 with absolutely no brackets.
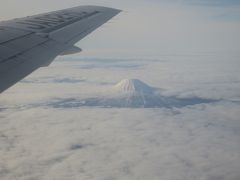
1,0,239,58
0,1,240,180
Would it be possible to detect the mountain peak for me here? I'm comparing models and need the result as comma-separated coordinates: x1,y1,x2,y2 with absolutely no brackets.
113,79,155,94
47,78,216,108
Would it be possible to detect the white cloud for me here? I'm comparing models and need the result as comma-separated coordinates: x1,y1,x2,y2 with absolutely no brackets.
0,103,240,180
0,55,240,179
0,2,239,178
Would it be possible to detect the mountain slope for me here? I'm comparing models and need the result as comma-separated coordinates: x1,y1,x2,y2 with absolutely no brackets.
47,79,216,108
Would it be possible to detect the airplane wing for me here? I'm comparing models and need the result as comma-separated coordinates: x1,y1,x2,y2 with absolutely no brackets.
0,6,121,93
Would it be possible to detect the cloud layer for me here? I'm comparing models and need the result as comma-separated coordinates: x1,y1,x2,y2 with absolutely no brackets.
0,104,240,180
0,54,240,180
0,1,239,179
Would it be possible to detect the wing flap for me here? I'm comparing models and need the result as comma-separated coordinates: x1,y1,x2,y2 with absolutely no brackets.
60,46,82,56
0,27,31,44
0,34,48,65
0,39,67,92
0,6,121,93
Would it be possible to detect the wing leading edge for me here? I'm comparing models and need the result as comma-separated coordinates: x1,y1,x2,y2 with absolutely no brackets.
0,6,121,93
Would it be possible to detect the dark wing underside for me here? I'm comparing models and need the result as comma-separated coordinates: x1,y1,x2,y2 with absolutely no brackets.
0,6,120,93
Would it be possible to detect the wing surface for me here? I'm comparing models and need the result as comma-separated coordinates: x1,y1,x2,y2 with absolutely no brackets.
0,6,120,93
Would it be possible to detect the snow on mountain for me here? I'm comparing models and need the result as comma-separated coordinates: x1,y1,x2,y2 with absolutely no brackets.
112,79,156,94
47,79,216,108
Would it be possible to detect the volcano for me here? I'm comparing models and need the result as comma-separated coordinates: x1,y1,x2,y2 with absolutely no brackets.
47,79,216,108
112,79,155,94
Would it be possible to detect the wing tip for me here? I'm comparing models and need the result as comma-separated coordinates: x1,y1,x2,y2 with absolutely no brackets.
74,5,122,13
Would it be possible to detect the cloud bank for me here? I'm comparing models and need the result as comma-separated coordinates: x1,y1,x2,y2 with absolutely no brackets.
0,54,240,180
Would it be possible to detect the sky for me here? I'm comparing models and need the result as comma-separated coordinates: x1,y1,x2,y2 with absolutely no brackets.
1,0,240,57
0,1,240,180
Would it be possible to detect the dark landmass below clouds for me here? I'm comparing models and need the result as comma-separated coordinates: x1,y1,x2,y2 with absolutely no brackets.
38,79,219,109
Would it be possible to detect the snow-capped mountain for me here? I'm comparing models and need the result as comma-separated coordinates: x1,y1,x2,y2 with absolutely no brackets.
112,79,156,94
48,79,216,108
